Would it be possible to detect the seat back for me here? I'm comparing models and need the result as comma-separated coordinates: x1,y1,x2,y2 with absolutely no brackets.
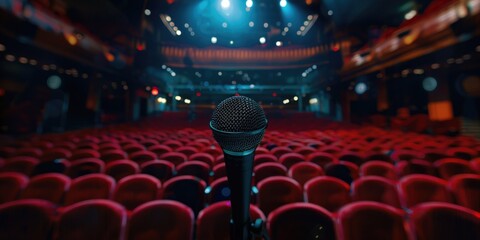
176,160,211,183
288,162,324,187
267,203,336,240
0,199,56,240
105,160,139,181
113,174,161,210
304,176,350,212
20,173,70,204
254,162,287,184
279,153,305,169
398,174,452,209
0,172,29,204
161,175,206,215
57,200,127,240
128,200,194,240
257,176,303,216
65,174,115,206
140,160,175,182
360,161,397,180
447,174,480,212
351,176,401,208
67,158,104,178
434,158,474,180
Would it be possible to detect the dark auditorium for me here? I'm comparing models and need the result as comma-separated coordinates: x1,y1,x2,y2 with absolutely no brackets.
1,0,480,239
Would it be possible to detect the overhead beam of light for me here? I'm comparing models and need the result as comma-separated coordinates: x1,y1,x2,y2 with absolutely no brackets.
221,0,231,9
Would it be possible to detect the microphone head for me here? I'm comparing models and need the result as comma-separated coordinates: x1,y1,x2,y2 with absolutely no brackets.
210,96,267,155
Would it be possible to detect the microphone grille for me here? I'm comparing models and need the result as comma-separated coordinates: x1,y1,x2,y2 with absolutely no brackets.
211,96,267,132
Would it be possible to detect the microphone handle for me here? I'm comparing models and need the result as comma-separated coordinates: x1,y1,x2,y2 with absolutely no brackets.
224,151,255,240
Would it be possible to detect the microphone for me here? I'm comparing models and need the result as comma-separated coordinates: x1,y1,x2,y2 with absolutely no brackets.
210,96,267,240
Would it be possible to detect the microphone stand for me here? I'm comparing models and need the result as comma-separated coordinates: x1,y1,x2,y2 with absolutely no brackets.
224,151,270,240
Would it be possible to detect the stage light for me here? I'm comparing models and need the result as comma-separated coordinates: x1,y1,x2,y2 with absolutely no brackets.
328,10,333,16
165,15,171,21
259,37,266,44
175,96,182,101
184,99,191,104
423,77,437,92
5,54,15,62
218,71,223,76
246,0,253,8
0,44,5,52
276,41,282,47
283,99,290,104
230,40,234,45
176,30,182,35
144,9,151,16
151,88,159,96
249,21,254,27
211,37,218,44
309,98,318,104
284,27,289,32
293,96,298,101
250,84,255,88
263,22,269,28
280,0,287,7
222,22,228,28
405,9,417,20
47,75,62,89
221,0,230,9
171,72,176,77
354,82,367,94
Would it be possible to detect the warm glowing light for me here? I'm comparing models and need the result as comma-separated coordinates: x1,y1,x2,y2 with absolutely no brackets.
5,54,15,62
19,57,28,64
105,52,115,62
309,98,318,104
151,88,159,96
165,15,171,21
283,99,290,104
259,37,266,44
29,59,37,65
0,44,5,52
428,101,453,121
64,33,78,46
276,41,283,47
184,99,191,104
293,96,298,101
413,69,424,75
175,96,182,101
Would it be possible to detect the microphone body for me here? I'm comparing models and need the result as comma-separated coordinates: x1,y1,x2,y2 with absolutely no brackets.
210,96,267,240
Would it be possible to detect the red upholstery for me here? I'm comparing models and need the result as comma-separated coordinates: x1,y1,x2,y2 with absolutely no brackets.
446,147,478,160
162,140,183,150
206,176,231,204
128,200,194,240
113,174,161,210
212,162,227,180
338,152,364,166
41,148,72,161
253,162,287,184
472,158,480,173
270,147,293,158
395,159,436,177
100,149,127,163
196,201,265,240
324,161,359,183
267,203,336,240
351,176,401,208
64,173,115,206
304,176,351,212
447,174,480,212
360,161,397,180
337,201,410,240
189,153,215,167
129,150,157,165
434,158,475,180
57,199,127,240
160,152,188,166
254,153,278,167
0,172,29,204
122,143,145,154
306,152,337,168
70,149,101,161
105,160,139,181
0,199,56,240
279,153,306,169
147,144,173,158
257,176,303,215
140,160,175,182
20,173,70,204
176,160,211,183
67,158,104,178
1,156,39,175
176,146,198,157
287,162,324,187
409,202,480,240
161,175,206,215
15,147,43,158
390,150,424,162
397,174,452,209
294,146,316,156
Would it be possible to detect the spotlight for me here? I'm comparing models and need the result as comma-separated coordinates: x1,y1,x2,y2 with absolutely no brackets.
276,41,283,47
246,0,253,8
423,77,438,92
175,96,182,101
280,0,287,7
259,37,266,44
211,37,218,44
354,82,367,95
405,9,417,20
293,96,298,101
221,0,230,9
184,99,191,104
144,9,151,16
176,30,182,35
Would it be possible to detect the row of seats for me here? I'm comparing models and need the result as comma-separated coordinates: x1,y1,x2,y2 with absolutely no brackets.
1,199,479,240
1,171,479,215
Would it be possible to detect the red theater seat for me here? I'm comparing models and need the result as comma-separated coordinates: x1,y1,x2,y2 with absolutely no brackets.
254,154,278,167
255,147,270,155
446,147,477,160
351,176,401,208
447,174,480,212
15,147,43,158
129,150,157,165
212,162,227,180
0,172,29,204
337,201,410,240
122,143,145,154
434,158,475,180
105,160,139,181
41,148,72,161
128,200,194,240
409,202,480,240
0,199,56,240
70,149,101,161
397,174,452,209
324,161,359,183
1,156,39,175
267,202,336,240
395,159,436,177
161,175,206,215
294,146,316,156
306,152,336,168
360,161,397,180
20,173,70,204
279,153,306,169
338,152,364,166
472,158,480,173
57,200,127,240
189,152,215,167
176,160,211,183
206,176,231,204
160,152,188,166
163,140,184,150
253,162,287,184
287,162,324,187
271,147,293,158
257,176,303,215
196,201,265,240
140,160,175,182
390,149,424,162
176,146,198,157
100,149,127,163
64,174,115,206
67,158,104,178
113,174,161,211
304,176,350,212
147,144,173,158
